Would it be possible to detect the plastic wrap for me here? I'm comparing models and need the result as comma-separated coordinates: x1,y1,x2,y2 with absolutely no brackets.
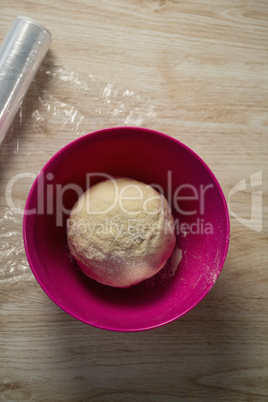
0,16,52,145
0,60,157,282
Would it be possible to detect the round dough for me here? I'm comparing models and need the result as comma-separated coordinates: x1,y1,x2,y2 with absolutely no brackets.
67,178,176,288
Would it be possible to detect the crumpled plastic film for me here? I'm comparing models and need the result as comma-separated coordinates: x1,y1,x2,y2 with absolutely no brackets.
0,60,157,282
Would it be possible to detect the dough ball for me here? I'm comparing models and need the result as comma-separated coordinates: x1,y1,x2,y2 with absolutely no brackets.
67,178,176,288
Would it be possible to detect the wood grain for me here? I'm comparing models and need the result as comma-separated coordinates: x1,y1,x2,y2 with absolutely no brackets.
0,1,268,401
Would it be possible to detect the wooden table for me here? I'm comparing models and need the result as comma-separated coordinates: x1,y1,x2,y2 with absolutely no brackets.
1,1,267,401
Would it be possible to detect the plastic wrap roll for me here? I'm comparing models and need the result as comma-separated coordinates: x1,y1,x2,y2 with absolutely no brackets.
0,16,52,145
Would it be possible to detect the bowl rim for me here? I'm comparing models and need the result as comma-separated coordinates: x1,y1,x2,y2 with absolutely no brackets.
23,126,230,332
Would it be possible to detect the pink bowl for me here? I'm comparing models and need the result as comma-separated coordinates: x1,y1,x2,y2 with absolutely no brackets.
23,127,230,331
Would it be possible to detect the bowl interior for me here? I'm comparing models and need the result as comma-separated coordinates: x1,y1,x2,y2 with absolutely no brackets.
23,127,229,331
